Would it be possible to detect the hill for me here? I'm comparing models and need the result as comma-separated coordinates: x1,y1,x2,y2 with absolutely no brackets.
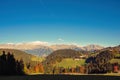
44,49,82,64
0,49,35,63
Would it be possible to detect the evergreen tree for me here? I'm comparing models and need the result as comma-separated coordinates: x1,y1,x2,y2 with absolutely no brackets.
0,51,25,75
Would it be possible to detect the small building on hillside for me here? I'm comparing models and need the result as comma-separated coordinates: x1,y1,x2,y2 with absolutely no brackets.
73,55,87,60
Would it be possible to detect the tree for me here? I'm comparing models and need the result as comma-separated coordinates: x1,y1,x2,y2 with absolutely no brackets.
0,51,25,75
39,63,44,73
85,50,114,74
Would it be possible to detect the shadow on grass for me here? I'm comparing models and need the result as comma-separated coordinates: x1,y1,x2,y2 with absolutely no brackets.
0,74,120,80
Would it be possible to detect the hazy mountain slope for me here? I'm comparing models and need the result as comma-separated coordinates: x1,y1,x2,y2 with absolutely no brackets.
25,46,53,56
50,44,83,51
83,44,104,51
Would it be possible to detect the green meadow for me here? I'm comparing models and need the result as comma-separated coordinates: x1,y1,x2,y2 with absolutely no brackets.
54,58,85,68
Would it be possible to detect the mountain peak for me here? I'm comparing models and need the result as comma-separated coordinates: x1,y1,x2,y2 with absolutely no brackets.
83,44,104,51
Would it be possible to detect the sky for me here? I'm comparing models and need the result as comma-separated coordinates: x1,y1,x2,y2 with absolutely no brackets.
0,0,120,47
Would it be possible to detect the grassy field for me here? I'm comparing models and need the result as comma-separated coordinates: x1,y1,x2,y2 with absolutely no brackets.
110,59,120,64
54,58,85,68
115,54,120,57
31,56,45,62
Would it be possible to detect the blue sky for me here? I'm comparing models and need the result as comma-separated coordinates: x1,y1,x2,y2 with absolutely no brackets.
0,0,120,47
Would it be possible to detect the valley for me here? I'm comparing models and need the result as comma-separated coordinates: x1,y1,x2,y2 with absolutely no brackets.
0,45,119,76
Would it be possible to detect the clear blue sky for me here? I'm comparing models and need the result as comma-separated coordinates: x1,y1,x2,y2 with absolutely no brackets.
0,0,120,47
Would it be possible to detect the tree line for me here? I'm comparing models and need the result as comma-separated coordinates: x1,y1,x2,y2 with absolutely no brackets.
85,50,120,74
0,51,25,75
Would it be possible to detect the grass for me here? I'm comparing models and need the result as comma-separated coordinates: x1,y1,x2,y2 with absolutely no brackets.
115,53,120,57
54,58,85,68
31,56,45,62
104,73,120,76
110,59,120,64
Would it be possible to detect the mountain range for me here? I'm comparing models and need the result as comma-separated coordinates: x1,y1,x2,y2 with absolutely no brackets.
0,42,104,56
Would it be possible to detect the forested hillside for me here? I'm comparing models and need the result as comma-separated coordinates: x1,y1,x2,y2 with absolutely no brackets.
44,49,82,64
0,49,35,63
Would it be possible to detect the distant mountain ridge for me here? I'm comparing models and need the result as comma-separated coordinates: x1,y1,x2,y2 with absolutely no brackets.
83,44,104,51
0,42,105,56
50,44,83,51
25,46,53,56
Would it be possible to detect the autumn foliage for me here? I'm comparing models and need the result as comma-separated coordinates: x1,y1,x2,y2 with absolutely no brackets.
34,63,44,73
